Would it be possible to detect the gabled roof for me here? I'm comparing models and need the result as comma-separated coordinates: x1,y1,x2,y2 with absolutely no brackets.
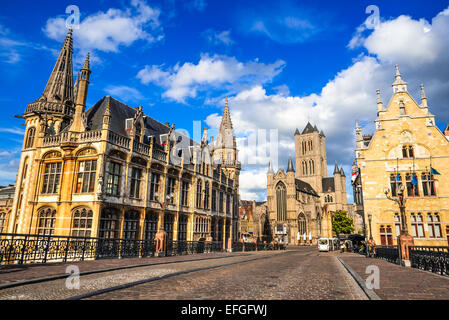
295,179,319,197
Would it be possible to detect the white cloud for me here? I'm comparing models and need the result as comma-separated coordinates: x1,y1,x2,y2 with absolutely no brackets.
137,54,285,103
203,29,234,46
216,6,449,201
105,85,144,102
0,127,25,135
350,15,439,65
43,0,163,53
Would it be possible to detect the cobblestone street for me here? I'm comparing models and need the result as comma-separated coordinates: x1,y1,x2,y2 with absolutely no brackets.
1,247,449,300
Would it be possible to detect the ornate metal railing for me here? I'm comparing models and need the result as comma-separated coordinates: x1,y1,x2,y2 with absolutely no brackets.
0,233,226,265
409,246,449,276
374,246,400,265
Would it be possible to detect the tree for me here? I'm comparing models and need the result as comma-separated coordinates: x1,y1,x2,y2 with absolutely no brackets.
332,210,354,236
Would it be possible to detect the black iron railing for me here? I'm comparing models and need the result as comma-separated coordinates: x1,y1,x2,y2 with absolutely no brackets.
409,246,449,276
375,246,400,265
0,233,225,265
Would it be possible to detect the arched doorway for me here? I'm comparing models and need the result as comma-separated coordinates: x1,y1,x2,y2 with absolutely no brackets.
276,182,287,222
297,213,307,245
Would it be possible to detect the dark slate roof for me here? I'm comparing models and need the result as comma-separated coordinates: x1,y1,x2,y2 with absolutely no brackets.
340,167,346,177
295,179,319,197
287,156,295,172
294,128,300,135
322,177,335,192
302,122,318,134
85,96,200,152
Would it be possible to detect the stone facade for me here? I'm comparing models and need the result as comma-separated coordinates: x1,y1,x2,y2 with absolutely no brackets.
265,126,352,245
6,29,240,249
354,65,449,246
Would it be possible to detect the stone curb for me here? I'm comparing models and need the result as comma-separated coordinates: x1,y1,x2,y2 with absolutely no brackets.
337,257,381,300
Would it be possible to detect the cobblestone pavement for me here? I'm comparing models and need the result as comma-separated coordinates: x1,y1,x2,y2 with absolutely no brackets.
0,251,247,285
0,251,279,300
340,255,449,300
86,247,367,300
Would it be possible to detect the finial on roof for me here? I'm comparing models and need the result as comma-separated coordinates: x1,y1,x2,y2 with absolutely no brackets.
392,64,407,92
377,89,384,112
420,84,428,108
287,156,295,173
267,161,274,174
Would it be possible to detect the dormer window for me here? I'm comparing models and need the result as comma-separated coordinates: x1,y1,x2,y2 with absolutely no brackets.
402,145,414,158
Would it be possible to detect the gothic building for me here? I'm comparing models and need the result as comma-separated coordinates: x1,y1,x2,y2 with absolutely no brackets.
6,29,241,249
266,124,352,245
354,65,449,247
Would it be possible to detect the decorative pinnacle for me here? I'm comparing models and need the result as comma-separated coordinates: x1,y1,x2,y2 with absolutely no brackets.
420,84,427,99
82,52,90,70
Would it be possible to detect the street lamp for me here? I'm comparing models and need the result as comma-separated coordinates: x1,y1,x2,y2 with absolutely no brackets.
384,185,414,265
384,185,408,235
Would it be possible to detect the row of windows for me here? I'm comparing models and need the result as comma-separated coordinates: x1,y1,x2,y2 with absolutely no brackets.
32,207,232,242
37,160,234,212
390,173,436,197
324,194,333,203
380,213,446,245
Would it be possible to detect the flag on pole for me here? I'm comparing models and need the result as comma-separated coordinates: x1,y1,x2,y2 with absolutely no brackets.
411,173,418,186
430,167,441,175
351,171,358,184
396,172,401,182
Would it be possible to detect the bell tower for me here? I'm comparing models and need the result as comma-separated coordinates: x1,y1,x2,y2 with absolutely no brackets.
294,122,327,194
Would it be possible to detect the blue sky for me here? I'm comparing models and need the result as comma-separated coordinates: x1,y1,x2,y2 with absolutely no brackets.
1,0,449,201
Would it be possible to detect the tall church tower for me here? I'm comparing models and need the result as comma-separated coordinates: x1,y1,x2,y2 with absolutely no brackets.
9,28,76,233
213,97,240,183
294,122,327,194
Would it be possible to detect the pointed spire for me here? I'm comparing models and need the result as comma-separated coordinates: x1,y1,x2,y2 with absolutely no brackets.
377,89,384,112
392,64,407,93
267,161,274,174
333,162,340,175
103,97,111,127
302,122,315,134
287,156,295,173
320,130,325,137
220,96,233,131
82,52,90,71
40,28,74,104
340,166,346,177
420,84,428,108
294,128,300,136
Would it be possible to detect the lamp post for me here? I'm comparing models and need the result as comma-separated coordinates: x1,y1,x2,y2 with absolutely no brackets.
367,213,373,241
384,185,413,265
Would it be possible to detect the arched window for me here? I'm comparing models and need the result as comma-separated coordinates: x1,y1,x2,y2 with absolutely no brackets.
123,211,140,240
0,212,9,233
405,173,419,197
390,173,402,197
99,208,120,239
37,207,56,235
276,182,287,222
42,162,62,194
144,211,158,241
25,127,35,149
304,161,308,175
298,213,307,235
71,207,93,237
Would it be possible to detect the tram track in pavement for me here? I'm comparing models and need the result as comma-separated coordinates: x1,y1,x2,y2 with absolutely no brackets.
0,252,254,290
67,250,300,300
0,250,299,300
